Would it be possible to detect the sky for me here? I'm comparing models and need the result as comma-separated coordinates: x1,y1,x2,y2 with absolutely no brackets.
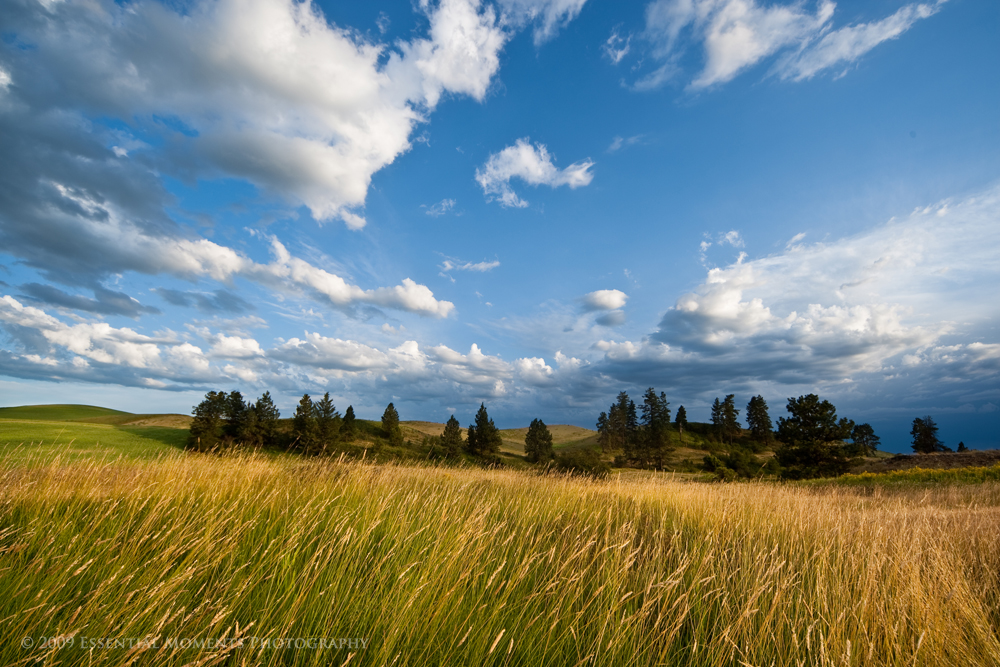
0,0,998,451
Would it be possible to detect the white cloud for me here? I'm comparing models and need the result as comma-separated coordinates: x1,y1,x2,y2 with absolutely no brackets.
476,138,594,207
439,257,501,273
515,356,555,386
778,2,945,81
424,198,457,216
16,0,511,228
208,333,265,359
582,289,628,311
641,0,945,90
498,0,590,45
0,67,11,90
603,28,632,64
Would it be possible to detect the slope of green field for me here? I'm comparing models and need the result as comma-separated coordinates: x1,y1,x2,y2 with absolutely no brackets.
0,404,131,422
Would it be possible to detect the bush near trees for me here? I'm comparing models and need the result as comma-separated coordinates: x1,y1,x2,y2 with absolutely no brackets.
524,418,554,463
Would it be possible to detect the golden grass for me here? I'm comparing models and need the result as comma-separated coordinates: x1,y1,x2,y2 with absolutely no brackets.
1,449,999,666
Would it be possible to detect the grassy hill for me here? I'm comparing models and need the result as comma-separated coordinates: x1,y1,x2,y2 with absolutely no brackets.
0,404,191,461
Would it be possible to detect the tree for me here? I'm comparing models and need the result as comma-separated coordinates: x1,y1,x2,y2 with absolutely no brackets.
440,415,463,458
342,405,357,441
524,418,554,463
254,391,281,446
675,406,688,443
957,441,968,453
314,393,341,451
467,403,502,457
848,423,880,457
639,387,671,469
292,394,319,453
596,411,610,452
745,395,772,444
710,397,723,438
720,395,740,446
381,402,403,446
775,394,855,479
911,416,946,453
223,391,249,443
189,391,228,451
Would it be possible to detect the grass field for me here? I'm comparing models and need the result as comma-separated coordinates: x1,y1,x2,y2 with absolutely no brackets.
2,449,999,666
0,404,190,461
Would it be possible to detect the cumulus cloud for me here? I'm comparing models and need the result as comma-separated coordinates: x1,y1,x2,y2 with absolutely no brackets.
582,289,628,311
639,0,946,90
1,0,513,228
476,138,594,207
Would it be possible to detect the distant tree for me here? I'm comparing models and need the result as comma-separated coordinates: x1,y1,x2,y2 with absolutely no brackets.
596,411,610,452
467,403,502,457
189,391,228,451
639,387,672,469
342,405,357,441
314,393,341,451
957,441,968,453
254,391,281,446
524,418,554,463
775,394,854,479
223,391,249,443
720,394,741,446
675,406,688,443
911,416,946,453
239,402,263,447
848,423,881,457
381,402,403,446
745,395,772,444
440,415,463,458
711,397,723,428
292,394,319,453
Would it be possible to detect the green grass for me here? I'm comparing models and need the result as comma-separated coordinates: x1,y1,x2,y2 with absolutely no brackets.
0,404,131,422
809,464,1000,487
0,419,187,461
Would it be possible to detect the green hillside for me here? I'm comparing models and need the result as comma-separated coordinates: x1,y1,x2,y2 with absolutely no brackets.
0,404,132,422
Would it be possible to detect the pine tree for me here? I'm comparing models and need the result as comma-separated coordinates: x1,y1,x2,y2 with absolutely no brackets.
710,397,723,441
911,416,946,453
639,387,671,469
440,415,463,458
342,405,357,441
381,402,403,446
596,411,610,452
524,418,554,463
314,392,341,452
849,423,880,456
721,394,740,446
675,405,688,443
254,391,281,446
223,391,249,443
189,391,228,451
745,395,772,444
957,441,968,452
776,394,855,479
240,403,262,447
468,403,501,457
292,394,319,453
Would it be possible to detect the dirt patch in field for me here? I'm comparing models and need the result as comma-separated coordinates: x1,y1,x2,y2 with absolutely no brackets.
855,450,1000,473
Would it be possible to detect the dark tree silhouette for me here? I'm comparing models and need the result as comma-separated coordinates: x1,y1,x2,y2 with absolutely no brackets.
775,394,854,479
381,402,403,446
745,395,772,444
911,416,947,453
524,418,554,463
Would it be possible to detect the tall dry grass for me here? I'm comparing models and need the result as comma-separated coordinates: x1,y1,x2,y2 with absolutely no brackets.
1,449,999,666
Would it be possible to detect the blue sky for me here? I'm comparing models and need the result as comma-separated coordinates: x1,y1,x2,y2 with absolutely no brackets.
0,0,998,451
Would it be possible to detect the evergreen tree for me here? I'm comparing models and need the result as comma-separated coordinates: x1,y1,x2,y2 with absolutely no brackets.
254,391,281,446
720,394,741,446
223,390,249,442
465,422,478,455
745,395,772,444
342,405,357,441
239,403,263,447
440,415,463,458
524,418,554,463
675,406,688,443
710,397,723,440
957,441,968,453
381,402,403,446
189,391,228,451
467,403,502,457
911,416,946,453
314,392,341,451
775,394,855,479
292,394,319,453
596,411,610,452
639,387,671,469
848,423,880,456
